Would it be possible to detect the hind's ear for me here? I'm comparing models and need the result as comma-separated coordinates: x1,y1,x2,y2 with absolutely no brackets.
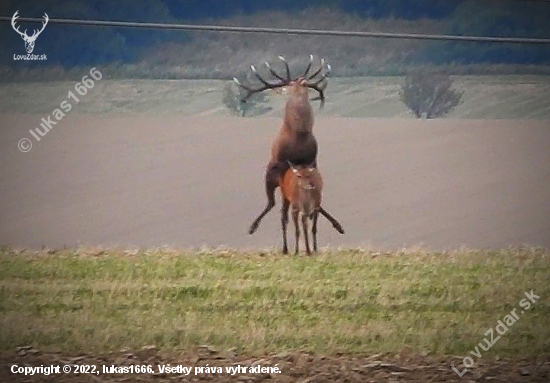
287,160,297,172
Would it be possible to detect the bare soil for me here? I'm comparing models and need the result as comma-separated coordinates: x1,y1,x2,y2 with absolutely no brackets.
1,114,549,250
2,348,549,382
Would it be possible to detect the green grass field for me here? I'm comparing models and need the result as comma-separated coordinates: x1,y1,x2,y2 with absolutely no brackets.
1,247,548,357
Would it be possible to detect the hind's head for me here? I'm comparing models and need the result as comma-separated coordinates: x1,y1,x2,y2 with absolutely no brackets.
289,162,319,191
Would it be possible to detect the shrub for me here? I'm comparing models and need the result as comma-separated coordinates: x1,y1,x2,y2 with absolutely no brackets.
400,71,463,118
222,81,271,117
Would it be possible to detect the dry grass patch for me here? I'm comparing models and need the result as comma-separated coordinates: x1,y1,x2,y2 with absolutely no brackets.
0,247,548,356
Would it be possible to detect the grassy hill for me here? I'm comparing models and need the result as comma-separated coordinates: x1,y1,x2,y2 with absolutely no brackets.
1,247,548,355
1,75,549,119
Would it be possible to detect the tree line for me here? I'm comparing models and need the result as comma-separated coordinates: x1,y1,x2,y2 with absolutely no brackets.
0,0,548,73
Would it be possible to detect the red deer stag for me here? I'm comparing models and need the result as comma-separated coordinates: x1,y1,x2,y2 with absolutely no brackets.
233,55,344,236
280,162,343,255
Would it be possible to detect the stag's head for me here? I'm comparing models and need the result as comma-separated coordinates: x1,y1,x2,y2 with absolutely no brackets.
234,55,331,108
11,11,49,54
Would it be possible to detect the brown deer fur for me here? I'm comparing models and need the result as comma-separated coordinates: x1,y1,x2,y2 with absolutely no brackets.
234,56,344,237
280,163,322,255
248,80,319,235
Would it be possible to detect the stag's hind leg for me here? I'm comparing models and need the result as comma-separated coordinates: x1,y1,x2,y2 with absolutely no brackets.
249,162,282,234
319,206,345,234
281,199,290,254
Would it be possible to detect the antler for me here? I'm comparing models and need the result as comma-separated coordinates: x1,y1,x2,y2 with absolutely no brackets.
11,11,28,39
304,58,331,107
233,56,292,103
29,13,48,40
301,54,314,78
233,55,331,106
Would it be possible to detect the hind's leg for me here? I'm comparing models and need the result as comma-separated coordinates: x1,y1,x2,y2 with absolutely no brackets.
292,210,300,255
312,211,319,253
281,199,290,254
302,214,311,255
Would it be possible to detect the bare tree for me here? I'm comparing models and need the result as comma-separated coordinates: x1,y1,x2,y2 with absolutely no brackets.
400,71,463,119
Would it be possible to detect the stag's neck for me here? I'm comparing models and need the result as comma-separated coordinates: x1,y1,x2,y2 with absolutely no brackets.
284,93,314,134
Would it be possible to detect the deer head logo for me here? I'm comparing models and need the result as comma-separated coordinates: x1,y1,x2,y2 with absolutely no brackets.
11,11,48,54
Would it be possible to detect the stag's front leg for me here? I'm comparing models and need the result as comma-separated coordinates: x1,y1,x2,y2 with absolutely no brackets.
281,199,290,254
302,214,311,255
292,209,300,255
319,207,345,234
